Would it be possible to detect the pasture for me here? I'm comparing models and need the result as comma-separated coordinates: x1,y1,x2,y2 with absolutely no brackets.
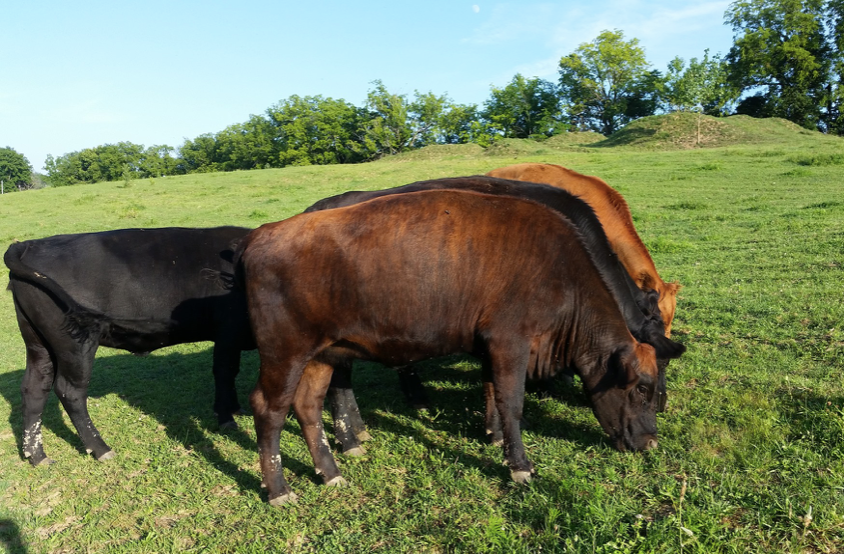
1,117,843,553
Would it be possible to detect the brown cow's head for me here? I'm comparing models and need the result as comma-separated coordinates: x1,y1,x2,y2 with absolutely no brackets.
585,342,659,452
656,281,682,336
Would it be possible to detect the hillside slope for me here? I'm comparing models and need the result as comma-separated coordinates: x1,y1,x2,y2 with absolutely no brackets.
593,112,841,150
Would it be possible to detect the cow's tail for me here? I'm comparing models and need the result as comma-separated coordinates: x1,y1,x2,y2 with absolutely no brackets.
4,242,107,340
231,234,250,292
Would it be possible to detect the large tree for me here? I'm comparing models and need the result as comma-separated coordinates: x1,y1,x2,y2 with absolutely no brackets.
725,0,832,130
482,74,565,139
559,30,660,135
0,147,34,192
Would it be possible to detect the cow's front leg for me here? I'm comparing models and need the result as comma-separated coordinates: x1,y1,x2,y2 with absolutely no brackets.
397,365,430,409
327,359,369,456
487,340,534,483
212,342,243,429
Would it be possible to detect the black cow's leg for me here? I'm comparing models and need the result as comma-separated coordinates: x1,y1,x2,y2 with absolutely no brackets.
17,313,56,466
53,343,113,461
481,359,503,446
295,360,345,486
656,358,669,412
487,338,533,483
397,365,430,409
327,359,369,455
212,342,242,429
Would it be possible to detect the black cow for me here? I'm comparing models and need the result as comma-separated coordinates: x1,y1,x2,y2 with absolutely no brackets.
4,227,254,465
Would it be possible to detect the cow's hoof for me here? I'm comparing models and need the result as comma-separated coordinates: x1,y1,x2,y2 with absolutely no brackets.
343,446,366,457
31,456,56,467
511,470,532,484
96,450,116,461
269,492,298,507
355,430,372,442
325,476,349,488
219,420,238,431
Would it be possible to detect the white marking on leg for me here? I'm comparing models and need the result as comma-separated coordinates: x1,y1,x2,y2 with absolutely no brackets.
22,421,43,458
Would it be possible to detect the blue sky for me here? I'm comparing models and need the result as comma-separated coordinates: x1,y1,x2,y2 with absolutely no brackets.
1,1,735,171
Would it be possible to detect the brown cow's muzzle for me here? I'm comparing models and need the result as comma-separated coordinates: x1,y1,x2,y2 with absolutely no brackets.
615,433,658,453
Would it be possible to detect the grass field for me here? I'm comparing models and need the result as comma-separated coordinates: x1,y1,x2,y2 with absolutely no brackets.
1,114,843,553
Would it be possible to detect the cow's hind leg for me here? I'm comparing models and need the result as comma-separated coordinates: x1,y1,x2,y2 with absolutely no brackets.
487,338,534,483
53,344,113,461
295,360,345,486
251,352,314,506
17,315,56,466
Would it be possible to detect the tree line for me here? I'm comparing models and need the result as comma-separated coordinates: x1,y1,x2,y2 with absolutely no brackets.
3,0,843,191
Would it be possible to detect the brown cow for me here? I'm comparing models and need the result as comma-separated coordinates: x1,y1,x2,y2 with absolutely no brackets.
238,189,661,506
487,163,680,335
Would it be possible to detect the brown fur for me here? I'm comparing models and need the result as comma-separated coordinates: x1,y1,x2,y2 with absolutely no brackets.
487,163,680,334
239,189,660,503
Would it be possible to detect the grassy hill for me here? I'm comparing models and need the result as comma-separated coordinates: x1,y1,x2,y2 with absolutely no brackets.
593,112,840,150
1,117,844,553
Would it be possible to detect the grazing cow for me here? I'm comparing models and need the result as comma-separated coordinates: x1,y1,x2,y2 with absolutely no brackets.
305,176,685,449
487,163,681,334
239,189,665,506
4,227,255,465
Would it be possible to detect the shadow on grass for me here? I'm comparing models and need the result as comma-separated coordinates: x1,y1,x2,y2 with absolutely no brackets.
0,519,27,554
1,349,610,497
349,356,610,482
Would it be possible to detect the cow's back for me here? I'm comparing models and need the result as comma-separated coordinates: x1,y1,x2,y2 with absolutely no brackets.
486,163,680,334
242,190,624,371
8,226,250,348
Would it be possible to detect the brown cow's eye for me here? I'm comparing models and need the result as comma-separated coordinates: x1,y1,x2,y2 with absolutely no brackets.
637,385,648,396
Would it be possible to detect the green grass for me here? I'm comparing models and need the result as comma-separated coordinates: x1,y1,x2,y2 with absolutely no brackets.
1,115,844,553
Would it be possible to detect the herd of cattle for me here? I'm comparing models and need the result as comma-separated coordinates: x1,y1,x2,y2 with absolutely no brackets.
4,162,686,506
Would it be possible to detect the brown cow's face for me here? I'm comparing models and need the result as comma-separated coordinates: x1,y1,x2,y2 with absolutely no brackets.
657,282,681,336
587,342,659,452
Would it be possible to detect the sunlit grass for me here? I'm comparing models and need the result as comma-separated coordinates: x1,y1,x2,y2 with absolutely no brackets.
1,126,844,552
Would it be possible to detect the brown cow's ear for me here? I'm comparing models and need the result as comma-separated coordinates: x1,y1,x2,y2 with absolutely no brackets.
609,346,640,389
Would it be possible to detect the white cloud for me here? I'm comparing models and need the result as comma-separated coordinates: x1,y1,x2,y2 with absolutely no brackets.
472,4,480,13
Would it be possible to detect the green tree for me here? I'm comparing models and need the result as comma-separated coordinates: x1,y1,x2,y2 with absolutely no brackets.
267,95,368,167
664,50,739,115
407,91,449,147
725,0,832,130
362,81,414,158
178,134,218,173
213,115,275,171
482,74,565,139
559,29,659,135
140,145,179,177
437,103,497,146
0,147,33,192
824,0,844,133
